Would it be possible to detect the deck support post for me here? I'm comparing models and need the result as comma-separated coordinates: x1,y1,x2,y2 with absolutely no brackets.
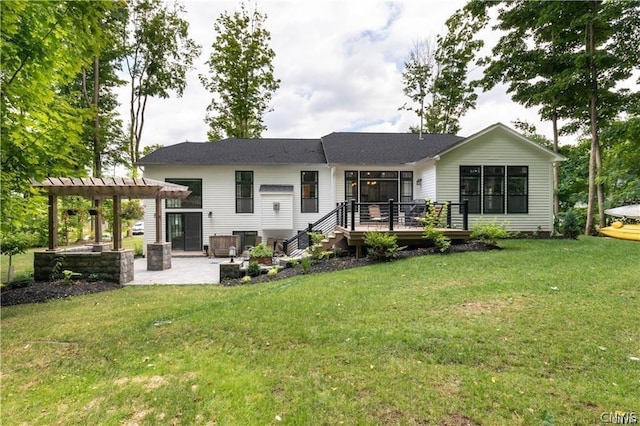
388,199,395,231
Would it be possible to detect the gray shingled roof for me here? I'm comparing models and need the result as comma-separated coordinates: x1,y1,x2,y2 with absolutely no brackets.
137,133,465,166
320,132,464,164
137,138,326,165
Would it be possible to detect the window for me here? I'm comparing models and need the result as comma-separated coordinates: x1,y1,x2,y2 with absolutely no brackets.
165,179,202,209
400,171,413,203
233,231,258,251
359,171,398,203
507,166,528,213
460,166,481,214
345,171,358,202
301,171,318,213
483,166,505,214
235,171,253,213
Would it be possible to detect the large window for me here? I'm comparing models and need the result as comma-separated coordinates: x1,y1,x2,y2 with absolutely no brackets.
460,165,528,214
235,171,253,213
165,179,202,209
460,166,481,214
301,171,318,213
507,166,528,213
360,171,398,203
483,166,505,214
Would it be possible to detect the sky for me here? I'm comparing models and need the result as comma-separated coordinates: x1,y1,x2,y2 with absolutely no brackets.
117,0,569,151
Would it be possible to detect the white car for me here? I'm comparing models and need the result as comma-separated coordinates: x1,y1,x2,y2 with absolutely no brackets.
132,221,144,235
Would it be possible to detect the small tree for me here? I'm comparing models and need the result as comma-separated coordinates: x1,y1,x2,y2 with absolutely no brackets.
200,2,280,140
1,232,34,283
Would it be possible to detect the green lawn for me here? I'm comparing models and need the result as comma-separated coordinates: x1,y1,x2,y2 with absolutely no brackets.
1,238,638,425
0,236,144,284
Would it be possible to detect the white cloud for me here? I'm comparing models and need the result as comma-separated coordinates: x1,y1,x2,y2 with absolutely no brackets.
120,0,580,151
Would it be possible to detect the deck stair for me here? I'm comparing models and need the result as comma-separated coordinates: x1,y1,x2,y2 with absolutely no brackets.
321,230,347,251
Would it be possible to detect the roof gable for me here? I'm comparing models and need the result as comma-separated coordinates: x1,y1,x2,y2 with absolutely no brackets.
438,123,566,161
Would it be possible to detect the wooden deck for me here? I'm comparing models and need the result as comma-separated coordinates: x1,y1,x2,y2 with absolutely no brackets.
336,224,471,257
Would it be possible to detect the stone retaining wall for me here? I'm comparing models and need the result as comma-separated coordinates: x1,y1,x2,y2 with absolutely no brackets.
34,249,134,284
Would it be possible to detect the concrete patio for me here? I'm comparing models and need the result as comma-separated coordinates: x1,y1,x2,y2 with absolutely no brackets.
129,256,221,285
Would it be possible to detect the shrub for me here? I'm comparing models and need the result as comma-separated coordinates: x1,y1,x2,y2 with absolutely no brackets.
306,232,326,259
267,267,278,277
471,219,510,246
247,261,262,277
364,231,403,261
300,256,312,274
560,209,581,239
249,243,273,258
423,226,451,253
241,275,251,284
134,243,144,258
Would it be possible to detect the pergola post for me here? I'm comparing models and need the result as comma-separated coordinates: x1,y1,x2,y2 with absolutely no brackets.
155,196,162,244
94,198,103,244
112,195,122,250
47,195,58,251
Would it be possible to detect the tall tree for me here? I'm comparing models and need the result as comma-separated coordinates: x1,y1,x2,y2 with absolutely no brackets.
476,0,639,233
400,6,487,135
200,2,280,141
123,0,200,174
1,1,116,230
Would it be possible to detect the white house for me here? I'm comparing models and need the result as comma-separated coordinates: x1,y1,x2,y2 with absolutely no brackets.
137,123,565,252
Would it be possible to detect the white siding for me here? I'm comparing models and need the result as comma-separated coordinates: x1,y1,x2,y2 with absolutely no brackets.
415,160,436,200
142,163,332,246
261,193,293,230
435,128,556,232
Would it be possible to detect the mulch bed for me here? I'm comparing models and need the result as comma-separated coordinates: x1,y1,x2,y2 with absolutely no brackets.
1,241,494,307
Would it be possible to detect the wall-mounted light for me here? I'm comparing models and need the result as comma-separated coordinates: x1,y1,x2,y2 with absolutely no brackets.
273,202,280,211
208,211,213,218
416,178,422,186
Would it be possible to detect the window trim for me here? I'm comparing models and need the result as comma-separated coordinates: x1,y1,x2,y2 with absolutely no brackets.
507,166,529,214
235,171,254,213
165,178,202,209
301,170,319,213
460,166,481,214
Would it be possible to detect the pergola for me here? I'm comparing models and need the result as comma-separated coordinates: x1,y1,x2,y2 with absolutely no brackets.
30,177,190,251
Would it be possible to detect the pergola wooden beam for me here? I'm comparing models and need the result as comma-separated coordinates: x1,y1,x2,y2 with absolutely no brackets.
31,177,190,251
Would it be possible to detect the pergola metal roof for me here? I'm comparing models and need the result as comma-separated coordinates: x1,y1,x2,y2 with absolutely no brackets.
30,177,191,199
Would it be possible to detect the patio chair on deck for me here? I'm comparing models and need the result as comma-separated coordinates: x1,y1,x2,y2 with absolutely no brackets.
368,204,387,228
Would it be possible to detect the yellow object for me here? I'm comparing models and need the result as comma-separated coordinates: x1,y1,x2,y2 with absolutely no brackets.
598,223,640,241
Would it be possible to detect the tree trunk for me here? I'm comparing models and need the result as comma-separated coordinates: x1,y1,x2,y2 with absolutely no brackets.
93,56,101,178
552,110,559,218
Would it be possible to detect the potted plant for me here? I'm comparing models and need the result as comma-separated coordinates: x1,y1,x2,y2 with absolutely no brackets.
249,242,273,265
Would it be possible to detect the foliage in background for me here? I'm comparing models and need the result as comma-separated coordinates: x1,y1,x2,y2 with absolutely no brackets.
470,219,510,246
123,0,201,174
200,1,280,140
600,115,640,204
474,0,640,233
364,231,403,261
0,1,117,231
400,6,487,135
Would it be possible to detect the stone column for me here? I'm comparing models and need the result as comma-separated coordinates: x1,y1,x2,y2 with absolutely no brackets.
147,242,172,271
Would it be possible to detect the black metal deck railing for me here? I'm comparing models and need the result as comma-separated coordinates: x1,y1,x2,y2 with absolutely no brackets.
282,199,469,255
